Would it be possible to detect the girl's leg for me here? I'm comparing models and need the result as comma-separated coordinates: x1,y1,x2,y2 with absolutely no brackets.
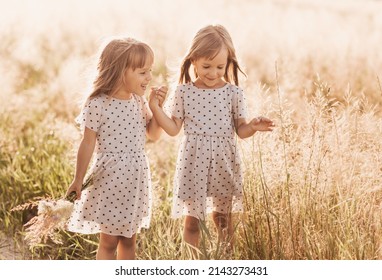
96,233,119,260
212,211,233,247
183,215,200,248
116,234,136,260
183,215,201,259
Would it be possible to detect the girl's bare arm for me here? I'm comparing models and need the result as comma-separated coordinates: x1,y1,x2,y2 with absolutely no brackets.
66,127,96,198
149,88,183,137
235,117,275,139
146,115,162,141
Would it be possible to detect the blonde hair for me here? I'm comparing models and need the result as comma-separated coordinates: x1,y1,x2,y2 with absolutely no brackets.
89,37,154,99
179,24,246,86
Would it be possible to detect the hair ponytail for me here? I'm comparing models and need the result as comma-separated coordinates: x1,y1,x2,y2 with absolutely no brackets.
179,58,192,84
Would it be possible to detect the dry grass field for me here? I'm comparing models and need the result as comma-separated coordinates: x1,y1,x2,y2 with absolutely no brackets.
1,0,382,260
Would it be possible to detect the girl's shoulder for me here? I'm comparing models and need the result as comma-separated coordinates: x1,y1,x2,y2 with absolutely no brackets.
226,83,243,93
172,83,193,98
86,93,108,106
80,94,106,112
176,83,192,92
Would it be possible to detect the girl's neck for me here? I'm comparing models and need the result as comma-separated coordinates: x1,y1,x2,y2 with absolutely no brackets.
193,78,227,89
112,90,133,100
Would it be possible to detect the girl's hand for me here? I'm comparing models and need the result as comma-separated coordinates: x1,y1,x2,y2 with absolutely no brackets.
155,85,168,107
149,87,160,109
65,179,83,200
149,85,168,109
250,116,275,132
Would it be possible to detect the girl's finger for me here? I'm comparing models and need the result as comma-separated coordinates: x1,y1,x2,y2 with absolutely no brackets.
158,85,168,92
156,92,166,99
150,87,159,94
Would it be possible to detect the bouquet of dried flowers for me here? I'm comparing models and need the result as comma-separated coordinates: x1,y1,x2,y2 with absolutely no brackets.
11,175,93,249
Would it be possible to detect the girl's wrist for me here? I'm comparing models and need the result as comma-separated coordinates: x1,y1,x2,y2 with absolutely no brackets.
74,176,84,183
150,103,161,113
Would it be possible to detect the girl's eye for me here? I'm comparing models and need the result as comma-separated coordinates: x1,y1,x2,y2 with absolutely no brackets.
140,69,152,74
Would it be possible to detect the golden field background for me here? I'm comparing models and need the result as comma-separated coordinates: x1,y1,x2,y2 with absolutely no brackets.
1,0,382,259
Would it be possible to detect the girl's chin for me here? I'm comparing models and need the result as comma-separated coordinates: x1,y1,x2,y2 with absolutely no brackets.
200,79,221,88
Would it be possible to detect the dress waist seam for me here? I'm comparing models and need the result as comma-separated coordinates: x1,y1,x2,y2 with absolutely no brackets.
95,150,146,155
184,133,234,138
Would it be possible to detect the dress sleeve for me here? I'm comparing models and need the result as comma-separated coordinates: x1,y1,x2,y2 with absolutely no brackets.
232,86,248,120
170,85,185,120
75,97,102,133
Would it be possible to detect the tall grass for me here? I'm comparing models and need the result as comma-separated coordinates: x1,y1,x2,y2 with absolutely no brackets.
1,0,382,259
235,77,382,260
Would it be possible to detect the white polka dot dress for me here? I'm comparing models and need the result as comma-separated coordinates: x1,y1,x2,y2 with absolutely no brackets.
170,83,247,220
67,93,153,238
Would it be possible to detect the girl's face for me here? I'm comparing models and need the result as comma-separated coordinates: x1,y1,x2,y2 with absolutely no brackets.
123,60,153,97
192,48,228,89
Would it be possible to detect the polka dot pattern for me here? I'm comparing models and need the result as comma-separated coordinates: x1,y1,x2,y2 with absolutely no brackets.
67,94,152,238
169,83,247,219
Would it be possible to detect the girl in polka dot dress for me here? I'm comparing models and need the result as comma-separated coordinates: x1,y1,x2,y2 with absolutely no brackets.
150,25,275,251
65,37,167,259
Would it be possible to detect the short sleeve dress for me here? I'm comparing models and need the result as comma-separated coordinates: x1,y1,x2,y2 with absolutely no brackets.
170,82,248,219
66,93,152,237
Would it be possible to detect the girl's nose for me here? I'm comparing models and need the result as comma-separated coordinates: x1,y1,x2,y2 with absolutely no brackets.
210,69,218,78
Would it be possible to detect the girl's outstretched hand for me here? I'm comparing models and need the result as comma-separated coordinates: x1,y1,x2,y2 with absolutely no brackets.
250,116,275,131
